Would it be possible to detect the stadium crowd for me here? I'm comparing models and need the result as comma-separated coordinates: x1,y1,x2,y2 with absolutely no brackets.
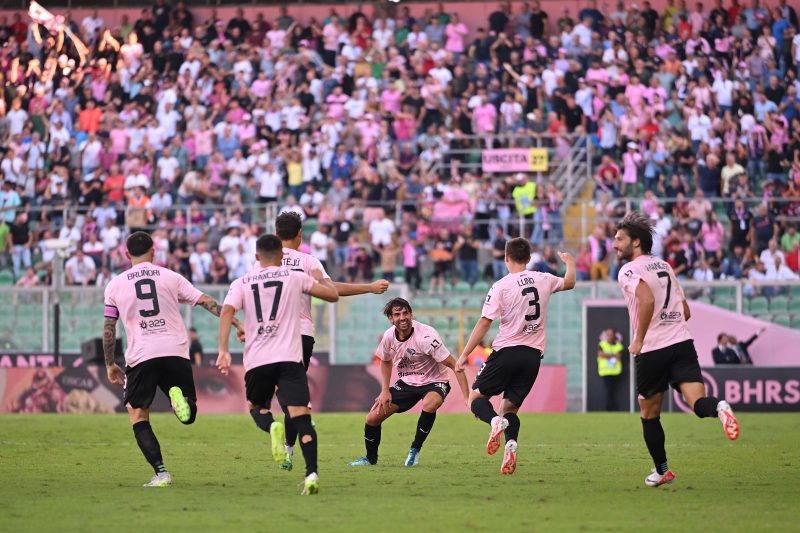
0,0,799,292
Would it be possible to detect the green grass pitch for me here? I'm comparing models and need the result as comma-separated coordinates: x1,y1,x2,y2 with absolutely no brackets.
1,412,798,532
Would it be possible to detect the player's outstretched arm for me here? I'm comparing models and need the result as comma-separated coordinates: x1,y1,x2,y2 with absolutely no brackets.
102,317,124,385
630,280,655,356
309,269,340,302
216,304,235,376
333,279,389,296
441,356,470,406
457,317,493,371
197,294,245,341
557,251,576,290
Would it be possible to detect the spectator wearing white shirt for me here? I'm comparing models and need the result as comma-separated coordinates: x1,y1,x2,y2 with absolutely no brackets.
155,147,181,185
189,241,213,284
58,218,81,254
369,209,395,247
218,225,246,279
759,239,786,270
65,249,97,286
279,195,306,221
255,162,282,203
148,184,174,217
99,218,121,252
81,10,104,41
157,102,182,138
310,225,332,271
299,184,325,219
692,259,715,282
80,133,103,174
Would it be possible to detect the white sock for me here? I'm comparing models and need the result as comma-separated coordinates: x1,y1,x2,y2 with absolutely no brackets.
285,445,293,457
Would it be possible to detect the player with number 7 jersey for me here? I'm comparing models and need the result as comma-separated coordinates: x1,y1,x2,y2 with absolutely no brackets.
457,237,575,475
614,212,739,489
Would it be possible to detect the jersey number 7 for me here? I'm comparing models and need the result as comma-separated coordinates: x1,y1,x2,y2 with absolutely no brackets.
656,271,672,309
250,281,283,322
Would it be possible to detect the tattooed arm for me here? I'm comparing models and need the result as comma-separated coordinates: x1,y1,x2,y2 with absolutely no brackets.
196,294,245,340
103,317,125,385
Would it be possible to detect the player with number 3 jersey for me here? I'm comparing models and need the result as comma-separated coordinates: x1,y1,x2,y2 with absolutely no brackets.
614,212,739,489
103,231,244,488
457,237,575,475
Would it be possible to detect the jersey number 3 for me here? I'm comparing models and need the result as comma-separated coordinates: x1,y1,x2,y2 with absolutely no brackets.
250,281,284,322
135,279,160,317
521,286,540,321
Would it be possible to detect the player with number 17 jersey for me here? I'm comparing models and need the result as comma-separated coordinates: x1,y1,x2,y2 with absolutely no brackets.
223,266,314,371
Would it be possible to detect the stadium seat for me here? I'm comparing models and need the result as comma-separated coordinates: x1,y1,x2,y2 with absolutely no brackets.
0,270,13,286
769,296,789,312
454,281,471,293
747,297,769,314
773,314,791,328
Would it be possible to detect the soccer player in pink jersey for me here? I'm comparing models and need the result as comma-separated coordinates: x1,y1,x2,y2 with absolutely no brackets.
613,212,739,488
348,298,469,467
457,238,575,475
103,232,244,487
216,234,339,495
274,212,389,471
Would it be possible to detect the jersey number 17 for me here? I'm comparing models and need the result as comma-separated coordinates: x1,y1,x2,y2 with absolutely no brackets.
250,281,283,322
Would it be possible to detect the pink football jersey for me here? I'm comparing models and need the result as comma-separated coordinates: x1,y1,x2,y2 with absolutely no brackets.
377,320,451,386
481,270,565,353
617,255,693,353
103,262,202,367
252,247,331,337
224,265,316,371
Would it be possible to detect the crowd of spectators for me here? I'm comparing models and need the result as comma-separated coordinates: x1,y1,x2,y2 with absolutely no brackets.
0,0,799,293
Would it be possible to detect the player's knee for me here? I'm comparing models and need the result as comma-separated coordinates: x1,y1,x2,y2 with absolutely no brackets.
365,412,382,426
422,396,443,412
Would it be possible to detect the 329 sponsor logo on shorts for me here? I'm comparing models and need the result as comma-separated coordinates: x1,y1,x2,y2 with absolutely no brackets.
139,318,166,329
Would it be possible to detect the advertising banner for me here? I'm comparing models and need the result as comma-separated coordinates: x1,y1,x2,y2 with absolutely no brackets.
0,364,567,414
481,148,549,173
668,367,800,413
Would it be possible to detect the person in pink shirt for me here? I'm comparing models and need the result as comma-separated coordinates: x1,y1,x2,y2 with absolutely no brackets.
457,238,575,475
473,96,497,134
325,85,349,120
348,298,469,467
612,212,740,488
103,231,244,487
444,13,468,55
624,75,647,114
380,83,403,115
217,234,338,495
273,212,389,470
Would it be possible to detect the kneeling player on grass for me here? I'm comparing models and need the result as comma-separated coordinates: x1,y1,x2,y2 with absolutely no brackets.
349,298,469,467
103,231,244,487
457,238,575,475
216,234,339,495
613,212,739,488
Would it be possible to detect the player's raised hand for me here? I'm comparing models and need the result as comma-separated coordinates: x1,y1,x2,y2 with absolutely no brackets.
557,251,574,264
106,363,125,386
216,351,232,375
371,280,390,294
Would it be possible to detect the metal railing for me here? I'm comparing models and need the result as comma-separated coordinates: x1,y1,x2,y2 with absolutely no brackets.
3,280,797,359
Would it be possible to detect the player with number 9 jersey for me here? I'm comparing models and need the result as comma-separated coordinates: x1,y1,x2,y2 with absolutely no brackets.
102,231,244,488
104,263,203,368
